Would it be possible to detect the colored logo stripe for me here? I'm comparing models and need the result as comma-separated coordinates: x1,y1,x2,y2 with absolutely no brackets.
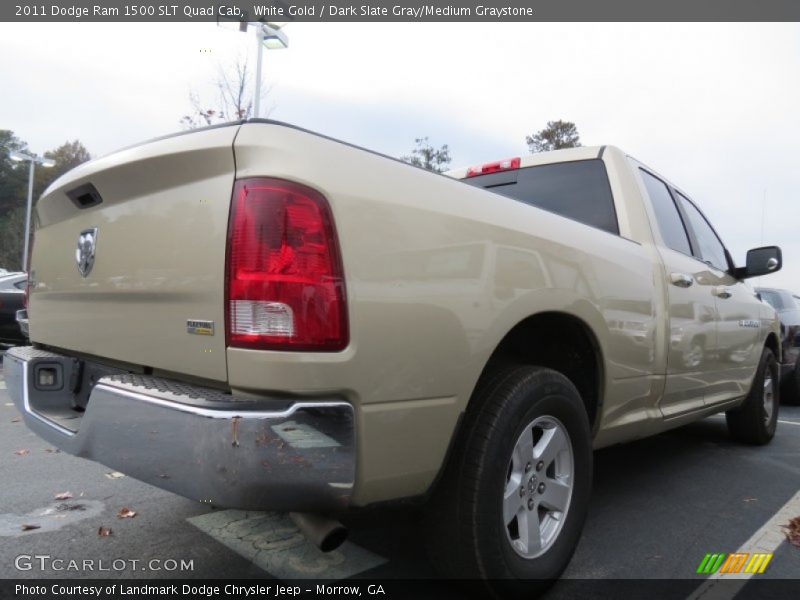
696,552,773,574
697,553,726,574
720,553,748,573
744,553,773,574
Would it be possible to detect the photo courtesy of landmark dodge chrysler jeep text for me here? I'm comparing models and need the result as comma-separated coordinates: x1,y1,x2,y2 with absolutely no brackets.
4,120,784,593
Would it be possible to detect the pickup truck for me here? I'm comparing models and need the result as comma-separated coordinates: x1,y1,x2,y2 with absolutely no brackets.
4,120,784,591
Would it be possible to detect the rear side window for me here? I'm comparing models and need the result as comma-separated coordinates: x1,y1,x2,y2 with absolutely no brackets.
464,159,619,234
639,170,692,255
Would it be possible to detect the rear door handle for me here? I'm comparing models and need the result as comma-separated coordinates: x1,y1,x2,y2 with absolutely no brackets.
713,286,733,299
670,273,694,288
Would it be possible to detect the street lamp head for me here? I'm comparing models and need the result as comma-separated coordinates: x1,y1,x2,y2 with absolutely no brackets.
40,158,56,168
261,23,288,49
9,151,30,163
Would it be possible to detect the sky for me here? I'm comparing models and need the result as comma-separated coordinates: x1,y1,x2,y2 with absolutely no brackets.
2,22,799,288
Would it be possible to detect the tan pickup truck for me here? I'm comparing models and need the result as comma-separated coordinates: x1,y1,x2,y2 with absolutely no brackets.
4,120,784,590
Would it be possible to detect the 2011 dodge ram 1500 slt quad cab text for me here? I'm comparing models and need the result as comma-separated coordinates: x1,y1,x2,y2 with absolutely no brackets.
5,119,785,593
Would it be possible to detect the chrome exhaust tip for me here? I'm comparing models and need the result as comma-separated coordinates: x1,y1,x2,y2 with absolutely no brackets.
289,512,348,552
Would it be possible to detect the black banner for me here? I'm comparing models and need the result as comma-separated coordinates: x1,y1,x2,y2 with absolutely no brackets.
3,579,800,600
3,0,800,22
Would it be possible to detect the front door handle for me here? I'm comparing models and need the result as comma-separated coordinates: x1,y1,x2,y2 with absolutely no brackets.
713,286,733,299
670,273,694,288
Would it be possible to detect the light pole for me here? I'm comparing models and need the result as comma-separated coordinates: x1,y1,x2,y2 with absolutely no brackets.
9,151,55,272
249,22,289,118
219,20,288,118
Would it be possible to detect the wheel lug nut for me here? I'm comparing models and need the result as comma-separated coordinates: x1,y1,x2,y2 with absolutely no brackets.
519,486,525,497
527,499,534,510
536,461,544,472
538,482,546,494
525,462,532,473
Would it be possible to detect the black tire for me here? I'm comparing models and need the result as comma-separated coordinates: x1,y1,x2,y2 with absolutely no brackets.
425,366,592,596
726,348,779,444
780,361,800,406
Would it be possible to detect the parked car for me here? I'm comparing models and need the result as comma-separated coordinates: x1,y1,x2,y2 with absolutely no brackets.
756,287,800,405
4,121,784,593
0,273,27,345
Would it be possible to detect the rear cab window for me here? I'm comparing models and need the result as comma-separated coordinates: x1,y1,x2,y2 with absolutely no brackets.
462,159,619,235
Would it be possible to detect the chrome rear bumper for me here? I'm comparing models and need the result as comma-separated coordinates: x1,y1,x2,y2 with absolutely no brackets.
3,346,355,511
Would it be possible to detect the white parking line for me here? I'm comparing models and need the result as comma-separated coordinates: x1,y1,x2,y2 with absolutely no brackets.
706,414,800,427
687,490,800,600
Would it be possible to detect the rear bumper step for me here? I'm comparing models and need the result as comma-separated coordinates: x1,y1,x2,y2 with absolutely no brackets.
3,346,355,511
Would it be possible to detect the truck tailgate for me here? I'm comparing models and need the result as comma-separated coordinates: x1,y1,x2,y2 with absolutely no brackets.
29,125,240,383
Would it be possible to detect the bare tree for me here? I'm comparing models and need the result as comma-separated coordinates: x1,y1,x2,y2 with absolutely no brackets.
181,57,271,129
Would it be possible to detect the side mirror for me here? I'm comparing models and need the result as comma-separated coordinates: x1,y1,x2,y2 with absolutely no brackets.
737,246,782,279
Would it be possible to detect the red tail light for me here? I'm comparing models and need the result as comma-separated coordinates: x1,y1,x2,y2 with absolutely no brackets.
466,157,521,177
226,178,348,351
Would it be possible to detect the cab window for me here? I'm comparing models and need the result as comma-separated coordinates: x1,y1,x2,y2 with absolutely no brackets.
674,193,729,272
639,170,691,255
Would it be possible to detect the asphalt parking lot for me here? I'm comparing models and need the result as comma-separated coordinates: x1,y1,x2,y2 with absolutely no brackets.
1,348,799,598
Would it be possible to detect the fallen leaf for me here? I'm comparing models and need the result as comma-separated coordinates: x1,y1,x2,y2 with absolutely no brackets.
117,507,137,519
782,516,800,548
44,448,61,454
11,417,21,423
21,524,41,531
104,471,125,480
97,526,113,537
54,491,73,500
14,449,29,456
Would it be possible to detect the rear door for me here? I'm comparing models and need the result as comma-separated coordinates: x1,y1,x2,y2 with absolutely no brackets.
638,169,718,417
672,191,759,404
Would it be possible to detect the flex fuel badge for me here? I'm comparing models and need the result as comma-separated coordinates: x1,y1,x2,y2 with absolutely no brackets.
187,320,215,336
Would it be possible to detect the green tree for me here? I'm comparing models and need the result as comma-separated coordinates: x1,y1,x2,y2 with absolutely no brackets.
0,130,30,216
44,140,92,182
401,137,452,173
526,120,582,153
0,207,26,271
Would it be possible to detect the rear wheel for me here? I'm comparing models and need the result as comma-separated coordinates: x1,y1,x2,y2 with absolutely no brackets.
726,348,779,444
426,366,592,595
